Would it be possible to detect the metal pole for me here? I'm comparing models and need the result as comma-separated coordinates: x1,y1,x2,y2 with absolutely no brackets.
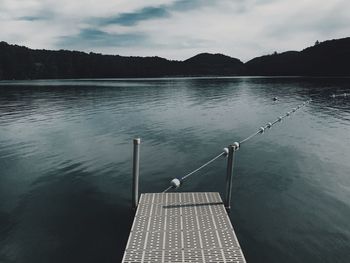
132,138,140,210
225,144,236,213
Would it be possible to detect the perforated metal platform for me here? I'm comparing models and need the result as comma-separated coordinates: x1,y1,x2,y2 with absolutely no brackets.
122,192,246,263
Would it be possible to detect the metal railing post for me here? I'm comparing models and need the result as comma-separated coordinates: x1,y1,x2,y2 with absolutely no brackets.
225,143,238,213
132,138,141,210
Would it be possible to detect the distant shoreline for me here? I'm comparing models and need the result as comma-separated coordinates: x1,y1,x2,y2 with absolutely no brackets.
2,76,350,86
1,37,350,80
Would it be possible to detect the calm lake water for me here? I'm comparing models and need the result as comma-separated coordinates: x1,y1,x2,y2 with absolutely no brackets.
0,77,350,263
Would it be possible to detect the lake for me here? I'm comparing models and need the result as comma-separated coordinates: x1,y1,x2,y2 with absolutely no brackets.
0,77,350,263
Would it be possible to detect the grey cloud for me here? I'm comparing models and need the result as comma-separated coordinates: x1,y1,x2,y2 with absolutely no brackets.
16,9,56,21
162,37,213,49
267,13,349,39
265,1,350,39
99,7,169,26
254,0,278,5
59,28,147,48
170,0,214,11
316,8,350,34
17,14,54,21
18,16,46,21
96,0,214,26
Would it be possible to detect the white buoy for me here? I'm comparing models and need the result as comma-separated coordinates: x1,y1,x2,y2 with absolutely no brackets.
170,178,181,189
223,147,229,156
232,142,240,150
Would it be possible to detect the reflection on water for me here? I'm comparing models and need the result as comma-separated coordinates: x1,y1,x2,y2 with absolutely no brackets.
0,77,350,263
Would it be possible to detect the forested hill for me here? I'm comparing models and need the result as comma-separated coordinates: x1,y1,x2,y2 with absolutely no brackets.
0,37,349,80
246,37,350,76
0,42,244,80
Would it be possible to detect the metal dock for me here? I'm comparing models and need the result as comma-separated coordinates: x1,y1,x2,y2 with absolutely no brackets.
122,192,246,263
123,101,313,262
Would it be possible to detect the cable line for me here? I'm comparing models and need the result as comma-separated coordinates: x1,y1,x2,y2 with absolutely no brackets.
163,99,312,192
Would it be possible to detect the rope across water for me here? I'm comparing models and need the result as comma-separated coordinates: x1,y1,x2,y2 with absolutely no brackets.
163,151,226,193
239,99,312,145
163,98,312,192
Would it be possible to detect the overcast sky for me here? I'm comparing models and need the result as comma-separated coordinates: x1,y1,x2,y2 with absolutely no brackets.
1,0,349,61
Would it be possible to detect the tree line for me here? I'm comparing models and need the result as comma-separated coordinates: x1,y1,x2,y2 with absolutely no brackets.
0,37,349,80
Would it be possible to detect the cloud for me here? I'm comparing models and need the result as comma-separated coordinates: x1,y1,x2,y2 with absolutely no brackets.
0,0,350,61
59,29,147,48
170,0,214,11
98,7,169,26
96,0,214,26
17,12,55,22
17,16,47,21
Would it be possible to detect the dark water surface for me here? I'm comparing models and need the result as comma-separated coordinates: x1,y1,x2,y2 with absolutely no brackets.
0,77,350,263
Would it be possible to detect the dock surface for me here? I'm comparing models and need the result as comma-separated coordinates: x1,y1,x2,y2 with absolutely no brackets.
122,192,246,263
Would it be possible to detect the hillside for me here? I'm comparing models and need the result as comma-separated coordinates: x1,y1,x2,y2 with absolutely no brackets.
0,37,350,80
184,53,245,76
0,43,244,80
246,37,350,76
